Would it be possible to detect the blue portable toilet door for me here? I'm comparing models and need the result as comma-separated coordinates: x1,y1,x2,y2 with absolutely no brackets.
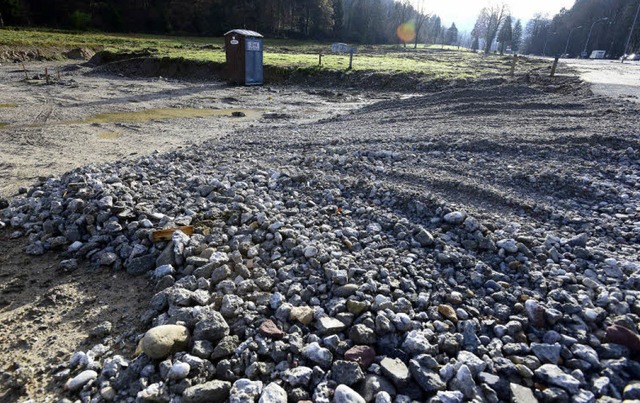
245,38,263,85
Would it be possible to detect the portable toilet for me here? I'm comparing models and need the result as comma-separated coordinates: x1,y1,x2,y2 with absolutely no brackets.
224,29,264,85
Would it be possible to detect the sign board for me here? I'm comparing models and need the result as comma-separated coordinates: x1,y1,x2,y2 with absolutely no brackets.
331,43,355,53
246,39,262,52
230,38,239,45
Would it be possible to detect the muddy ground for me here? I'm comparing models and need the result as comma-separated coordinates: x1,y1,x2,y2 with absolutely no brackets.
0,55,638,401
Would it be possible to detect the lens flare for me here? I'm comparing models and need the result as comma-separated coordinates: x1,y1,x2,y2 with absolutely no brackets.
396,20,416,43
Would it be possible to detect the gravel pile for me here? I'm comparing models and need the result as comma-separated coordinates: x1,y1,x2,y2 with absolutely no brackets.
2,82,640,402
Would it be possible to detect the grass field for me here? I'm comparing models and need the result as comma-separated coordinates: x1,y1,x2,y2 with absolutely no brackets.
0,27,519,80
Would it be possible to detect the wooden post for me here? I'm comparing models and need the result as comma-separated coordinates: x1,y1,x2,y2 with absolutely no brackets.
57,69,61,80
45,67,50,84
348,49,354,70
509,54,518,77
22,63,28,80
550,57,559,77
318,53,322,66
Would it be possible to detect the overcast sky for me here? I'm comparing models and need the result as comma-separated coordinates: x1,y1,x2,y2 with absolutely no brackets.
413,0,576,32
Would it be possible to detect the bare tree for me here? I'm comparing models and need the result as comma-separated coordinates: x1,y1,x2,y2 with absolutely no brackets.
483,3,509,53
473,3,509,53
412,0,429,49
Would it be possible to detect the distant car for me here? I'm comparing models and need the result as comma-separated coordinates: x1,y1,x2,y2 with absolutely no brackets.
621,53,640,61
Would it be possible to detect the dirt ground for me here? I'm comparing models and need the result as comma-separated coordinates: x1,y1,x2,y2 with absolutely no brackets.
0,60,400,199
0,230,153,401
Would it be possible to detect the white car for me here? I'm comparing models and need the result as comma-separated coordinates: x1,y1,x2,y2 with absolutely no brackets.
622,53,640,61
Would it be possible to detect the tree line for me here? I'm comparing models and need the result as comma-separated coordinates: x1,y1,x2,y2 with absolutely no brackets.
521,0,640,58
0,0,460,46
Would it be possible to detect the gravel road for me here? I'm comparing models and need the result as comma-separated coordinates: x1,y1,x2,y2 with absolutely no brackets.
2,60,640,402
562,58,640,102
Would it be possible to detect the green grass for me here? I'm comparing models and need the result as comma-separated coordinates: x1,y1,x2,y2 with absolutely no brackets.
0,27,520,80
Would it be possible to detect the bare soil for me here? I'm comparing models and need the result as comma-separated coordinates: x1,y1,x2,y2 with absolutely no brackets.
0,230,153,401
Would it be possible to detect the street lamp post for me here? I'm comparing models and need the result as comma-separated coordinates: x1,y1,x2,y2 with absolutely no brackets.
623,0,640,60
583,17,609,57
563,26,583,57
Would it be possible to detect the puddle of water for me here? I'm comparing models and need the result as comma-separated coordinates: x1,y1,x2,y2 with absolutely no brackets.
0,104,18,108
83,108,262,124
97,132,122,140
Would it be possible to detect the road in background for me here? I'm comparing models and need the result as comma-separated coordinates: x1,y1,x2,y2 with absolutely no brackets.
561,58,640,102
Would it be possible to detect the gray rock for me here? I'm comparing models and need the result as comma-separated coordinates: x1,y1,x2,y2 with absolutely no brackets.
571,344,599,368
193,312,230,342
334,384,366,403
402,330,437,355
65,370,97,392
331,360,365,386
624,382,640,400
449,364,475,399
534,364,580,394
444,211,466,225
374,391,392,403
167,362,190,380
182,380,232,403
510,383,538,403
572,389,595,403
302,342,333,368
349,324,377,344
435,390,464,403
415,227,435,246
358,375,396,402
211,336,239,360
230,379,263,403
409,358,445,393
531,343,562,365
380,357,411,387
457,350,486,377
259,382,287,403
284,366,313,387
317,316,346,335
496,239,518,253
91,321,113,338
127,254,157,276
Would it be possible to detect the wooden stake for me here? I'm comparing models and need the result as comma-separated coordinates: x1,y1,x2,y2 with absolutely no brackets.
509,54,518,77
22,63,28,79
318,53,323,66
45,67,50,84
348,49,354,70
57,69,61,80
550,57,559,77
152,226,194,242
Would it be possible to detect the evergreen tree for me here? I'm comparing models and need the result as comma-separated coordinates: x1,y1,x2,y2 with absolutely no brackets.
497,15,513,54
512,19,523,52
445,22,458,45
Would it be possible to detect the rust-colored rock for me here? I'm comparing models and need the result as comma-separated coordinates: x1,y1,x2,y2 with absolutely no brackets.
258,319,285,340
604,325,640,354
344,345,376,369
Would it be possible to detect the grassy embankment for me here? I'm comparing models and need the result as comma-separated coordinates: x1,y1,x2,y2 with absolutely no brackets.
0,28,523,81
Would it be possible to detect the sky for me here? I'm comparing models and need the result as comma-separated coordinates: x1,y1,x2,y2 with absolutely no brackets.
413,0,576,32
